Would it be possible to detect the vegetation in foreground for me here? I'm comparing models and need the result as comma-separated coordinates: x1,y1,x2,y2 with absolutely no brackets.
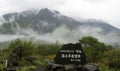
0,36,120,71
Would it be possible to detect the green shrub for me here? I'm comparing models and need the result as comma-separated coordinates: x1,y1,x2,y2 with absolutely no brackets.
17,66,36,71
100,64,120,71
79,36,113,63
0,64,4,71
8,38,36,57
7,38,37,66
37,44,61,56
106,48,120,69
32,60,43,65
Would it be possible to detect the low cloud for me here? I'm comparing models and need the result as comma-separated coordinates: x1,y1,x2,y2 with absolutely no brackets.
0,23,120,46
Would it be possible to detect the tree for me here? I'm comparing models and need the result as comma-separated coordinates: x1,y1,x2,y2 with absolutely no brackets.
37,43,61,56
79,36,112,63
106,48,120,69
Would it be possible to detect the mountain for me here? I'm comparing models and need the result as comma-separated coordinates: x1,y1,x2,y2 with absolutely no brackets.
0,8,80,34
0,8,120,44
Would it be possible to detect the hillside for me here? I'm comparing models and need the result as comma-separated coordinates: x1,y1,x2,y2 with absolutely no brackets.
0,8,120,44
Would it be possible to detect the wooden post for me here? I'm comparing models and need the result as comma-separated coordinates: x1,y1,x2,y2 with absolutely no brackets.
5,59,8,68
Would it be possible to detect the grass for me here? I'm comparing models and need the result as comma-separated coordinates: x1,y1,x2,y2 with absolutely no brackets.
0,37,120,71
99,64,120,71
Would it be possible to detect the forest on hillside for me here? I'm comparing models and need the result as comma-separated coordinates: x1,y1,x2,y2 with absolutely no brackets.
0,36,120,71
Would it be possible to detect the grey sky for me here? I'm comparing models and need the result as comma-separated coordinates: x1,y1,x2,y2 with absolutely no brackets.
0,0,120,29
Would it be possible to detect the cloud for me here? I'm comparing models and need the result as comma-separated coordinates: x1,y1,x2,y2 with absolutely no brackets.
0,23,120,46
83,0,108,3
0,0,120,29
7,0,63,9
56,0,120,29
33,24,120,45
0,0,65,15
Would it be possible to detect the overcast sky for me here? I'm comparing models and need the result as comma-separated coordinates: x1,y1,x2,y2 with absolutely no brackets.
0,0,120,29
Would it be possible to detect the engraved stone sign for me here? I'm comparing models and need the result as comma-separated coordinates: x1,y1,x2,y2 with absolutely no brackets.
55,43,86,65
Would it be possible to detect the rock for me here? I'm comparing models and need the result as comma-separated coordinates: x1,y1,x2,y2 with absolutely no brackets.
7,45,24,67
83,64,99,71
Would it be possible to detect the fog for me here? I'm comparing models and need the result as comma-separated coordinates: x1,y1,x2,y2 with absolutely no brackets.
0,23,120,46
0,12,119,45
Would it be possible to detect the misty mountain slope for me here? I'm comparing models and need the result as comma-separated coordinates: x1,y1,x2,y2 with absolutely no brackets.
1,8,119,35
0,8,82,34
85,19,120,33
0,8,120,44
